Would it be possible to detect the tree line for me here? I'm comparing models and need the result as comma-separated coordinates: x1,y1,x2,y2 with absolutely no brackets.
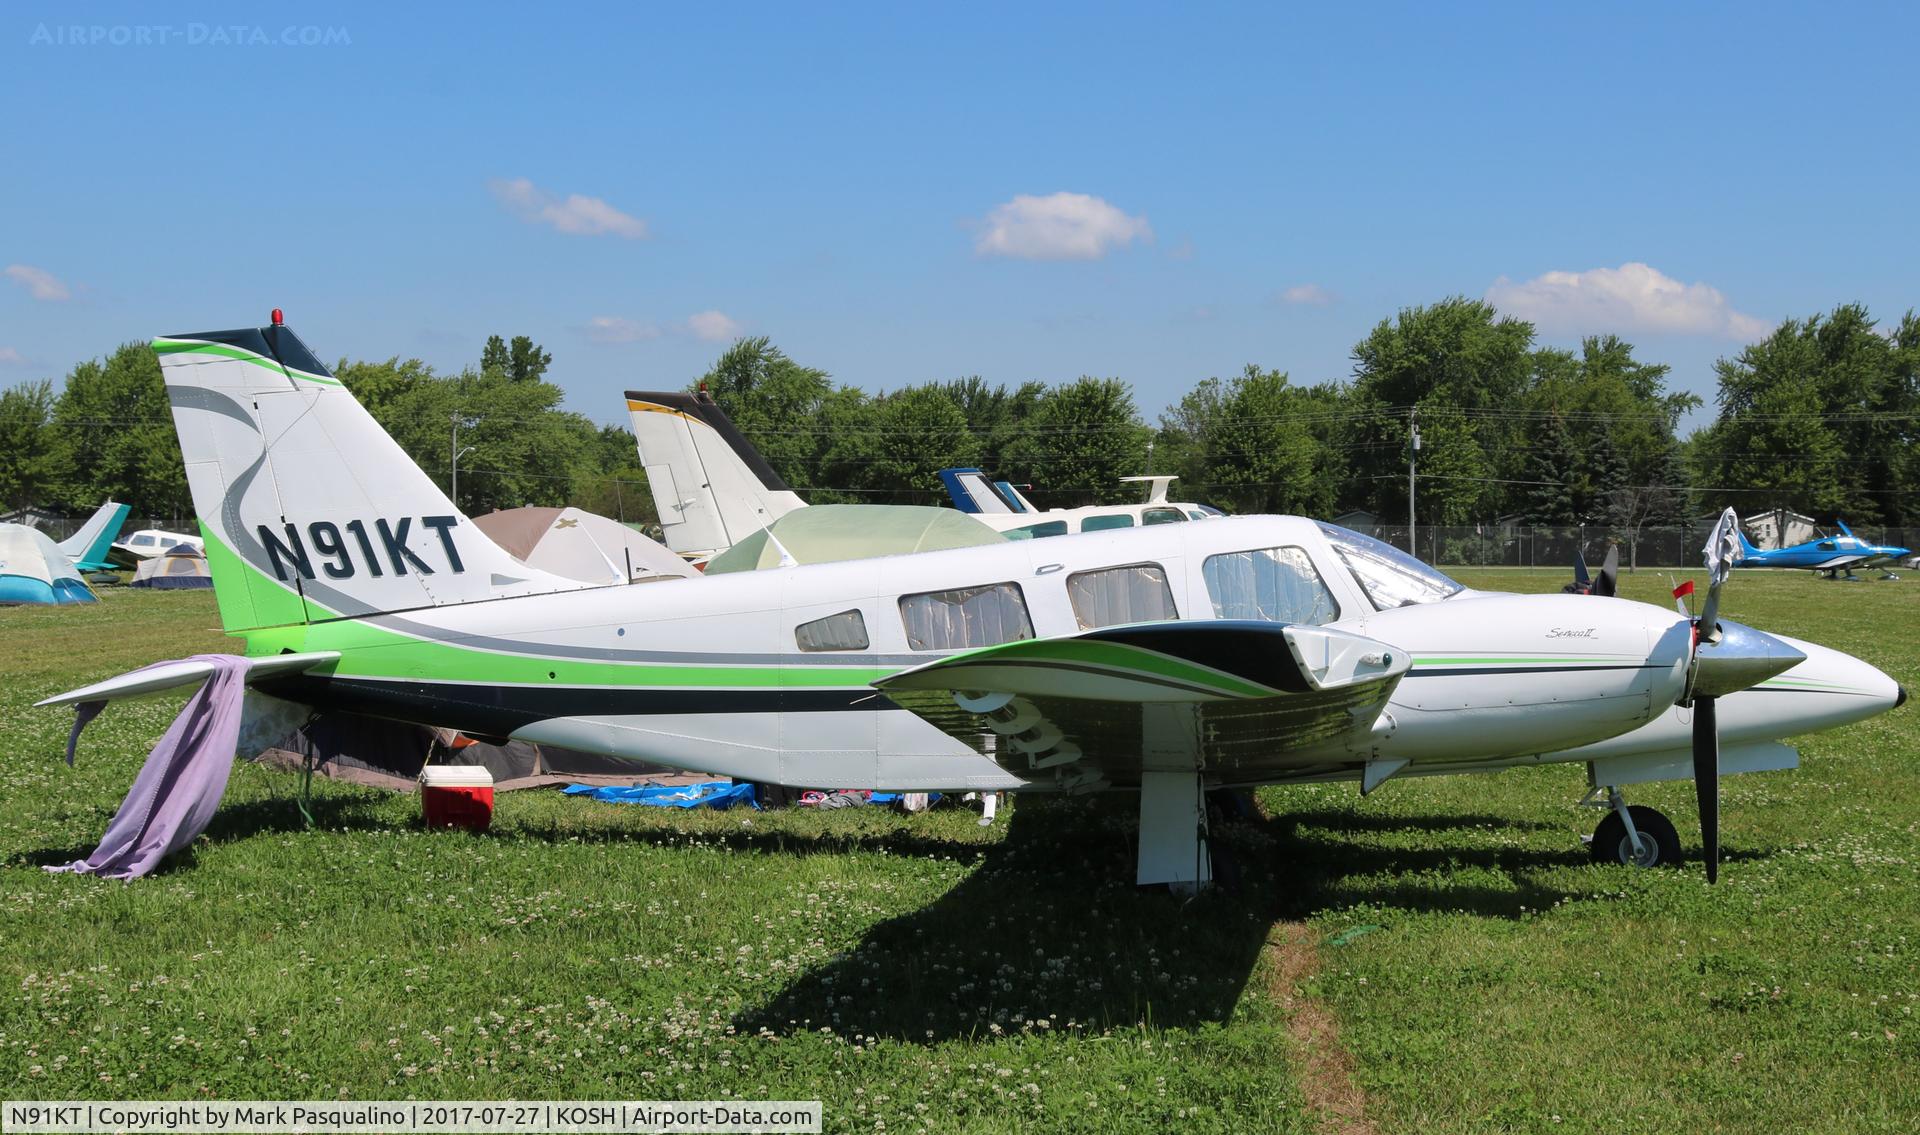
1,301,1915,532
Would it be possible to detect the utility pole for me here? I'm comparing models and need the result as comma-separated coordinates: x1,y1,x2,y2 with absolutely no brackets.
1407,407,1420,557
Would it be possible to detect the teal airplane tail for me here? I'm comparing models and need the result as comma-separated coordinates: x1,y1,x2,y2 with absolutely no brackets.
56,500,129,572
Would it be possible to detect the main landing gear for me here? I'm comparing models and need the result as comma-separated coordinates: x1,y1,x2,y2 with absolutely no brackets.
1581,785,1682,868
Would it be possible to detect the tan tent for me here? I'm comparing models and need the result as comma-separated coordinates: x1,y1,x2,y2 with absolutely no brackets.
705,504,1005,575
130,543,213,590
472,507,696,585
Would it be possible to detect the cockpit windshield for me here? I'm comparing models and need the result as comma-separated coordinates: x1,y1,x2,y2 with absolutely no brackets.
1316,522,1466,609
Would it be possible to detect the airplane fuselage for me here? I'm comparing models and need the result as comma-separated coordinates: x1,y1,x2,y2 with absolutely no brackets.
243,515,1900,792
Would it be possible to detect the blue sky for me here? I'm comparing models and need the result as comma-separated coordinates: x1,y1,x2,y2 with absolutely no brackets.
2,2,1915,431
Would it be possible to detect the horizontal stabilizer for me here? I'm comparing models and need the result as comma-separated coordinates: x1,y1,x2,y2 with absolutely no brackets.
36,651,340,707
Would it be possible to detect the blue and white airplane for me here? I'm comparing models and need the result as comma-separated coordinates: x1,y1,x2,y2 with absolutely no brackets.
1735,520,1911,580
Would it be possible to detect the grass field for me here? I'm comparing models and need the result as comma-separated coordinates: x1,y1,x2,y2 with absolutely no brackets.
0,570,1914,1133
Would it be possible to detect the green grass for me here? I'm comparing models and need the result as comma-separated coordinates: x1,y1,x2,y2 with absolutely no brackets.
1,572,1914,1133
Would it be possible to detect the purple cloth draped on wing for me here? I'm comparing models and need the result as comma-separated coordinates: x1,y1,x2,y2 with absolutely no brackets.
47,654,252,880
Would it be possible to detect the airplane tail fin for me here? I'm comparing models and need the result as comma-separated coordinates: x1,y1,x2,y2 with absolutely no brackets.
155,315,581,634
625,389,806,559
56,500,129,570
1734,526,1762,558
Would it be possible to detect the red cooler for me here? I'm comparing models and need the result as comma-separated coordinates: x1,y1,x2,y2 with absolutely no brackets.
420,765,495,830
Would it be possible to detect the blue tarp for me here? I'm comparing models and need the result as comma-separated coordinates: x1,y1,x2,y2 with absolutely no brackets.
563,780,759,810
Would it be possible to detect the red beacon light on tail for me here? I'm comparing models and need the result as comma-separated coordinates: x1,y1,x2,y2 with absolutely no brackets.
270,308,284,326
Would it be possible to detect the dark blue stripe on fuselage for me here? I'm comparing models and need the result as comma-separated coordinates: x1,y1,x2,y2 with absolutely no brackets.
254,674,903,739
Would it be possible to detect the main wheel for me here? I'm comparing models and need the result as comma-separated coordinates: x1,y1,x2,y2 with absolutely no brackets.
1591,805,1682,868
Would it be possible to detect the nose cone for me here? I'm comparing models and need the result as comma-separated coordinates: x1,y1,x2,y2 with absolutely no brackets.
1693,619,1808,698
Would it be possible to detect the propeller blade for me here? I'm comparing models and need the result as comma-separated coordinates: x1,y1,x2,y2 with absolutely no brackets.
1693,695,1720,883
1595,545,1619,597
1698,509,1742,642
1573,550,1591,590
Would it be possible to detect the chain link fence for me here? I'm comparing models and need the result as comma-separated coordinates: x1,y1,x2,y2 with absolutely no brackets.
1346,525,1920,569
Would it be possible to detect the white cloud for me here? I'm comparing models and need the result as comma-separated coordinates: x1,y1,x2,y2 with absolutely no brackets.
583,311,744,344
584,316,660,344
974,192,1152,261
686,310,743,342
0,347,24,366
1486,262,1767,340
1279,283,1334,306
488,178,650,239
4,264,70,301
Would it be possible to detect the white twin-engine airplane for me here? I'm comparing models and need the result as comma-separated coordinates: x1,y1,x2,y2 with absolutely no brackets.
41,316,1907,888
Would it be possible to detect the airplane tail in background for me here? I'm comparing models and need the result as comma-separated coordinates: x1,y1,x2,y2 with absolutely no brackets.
154,315,582,634
1734,526,1762,559
625,389,806,559
56,500,128,571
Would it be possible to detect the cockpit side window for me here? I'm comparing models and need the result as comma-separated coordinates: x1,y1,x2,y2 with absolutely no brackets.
1202,546,1339,625
1317,522,1465,609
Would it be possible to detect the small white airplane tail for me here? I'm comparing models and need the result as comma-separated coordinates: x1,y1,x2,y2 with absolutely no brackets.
625,389,806,559
155,314,581,632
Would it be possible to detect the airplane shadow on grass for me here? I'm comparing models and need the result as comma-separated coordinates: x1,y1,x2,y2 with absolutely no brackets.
733,794,1737,1044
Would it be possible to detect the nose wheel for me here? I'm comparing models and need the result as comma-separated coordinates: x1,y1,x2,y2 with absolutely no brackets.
1587,788,1683,868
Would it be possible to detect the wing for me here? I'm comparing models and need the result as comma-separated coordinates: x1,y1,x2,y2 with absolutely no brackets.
876,621,1409,790
36,651,340,707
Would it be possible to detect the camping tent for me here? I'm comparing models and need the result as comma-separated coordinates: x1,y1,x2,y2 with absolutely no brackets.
130,544,214,589
473,506,696,585
255,712,688,792
705,504,1005,575
0,524,96,605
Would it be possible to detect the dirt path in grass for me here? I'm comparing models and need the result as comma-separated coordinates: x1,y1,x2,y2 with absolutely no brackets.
1267,922,1377,1135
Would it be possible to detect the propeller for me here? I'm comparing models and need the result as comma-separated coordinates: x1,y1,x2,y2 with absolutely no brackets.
1566,545,1618,596
1681,508,1800,883
1565,549,1592,594
1594,544,1619,598
1692,694,1719,882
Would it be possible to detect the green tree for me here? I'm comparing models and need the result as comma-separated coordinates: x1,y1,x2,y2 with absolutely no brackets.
479,335,553,383
1347,298,1534,519
1019,378,1149,507
820,386,978,504
1695,305,1915,522
1192,367,1332,516
51,344,189,521
0,380,59,511
697,337,833,491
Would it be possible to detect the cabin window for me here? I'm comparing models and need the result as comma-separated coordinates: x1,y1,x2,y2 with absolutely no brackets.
795,609,869,652
899,583,1034,651
1005,520,1069,540
1203,546,1339,625
1067,563,1179,629
1142,507,1187,526
1082,514,1135,532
